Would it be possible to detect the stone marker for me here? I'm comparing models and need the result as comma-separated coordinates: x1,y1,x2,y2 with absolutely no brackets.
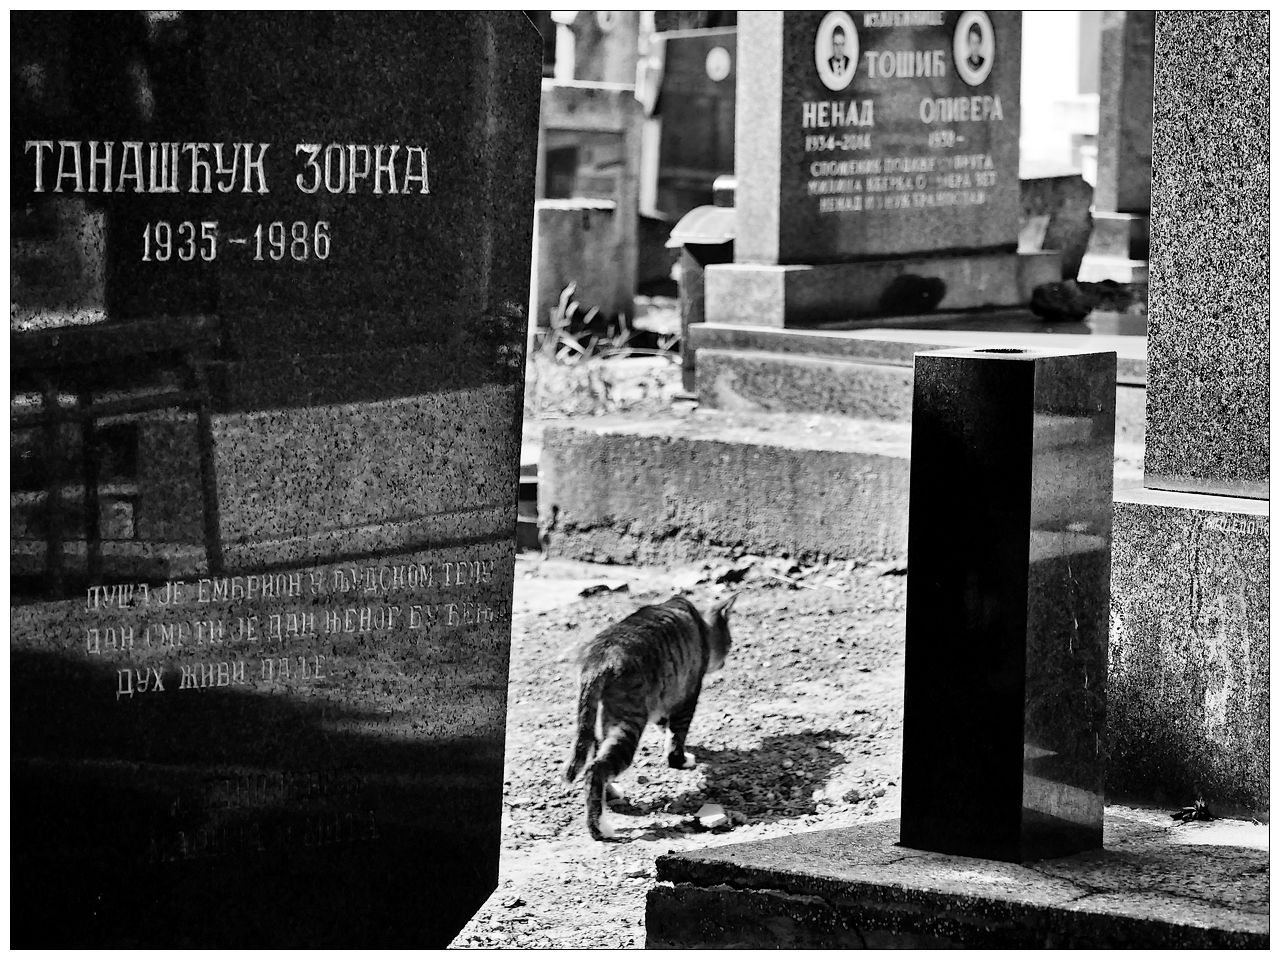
10,12,538,947
900,347,1116,863
706,10,1059,326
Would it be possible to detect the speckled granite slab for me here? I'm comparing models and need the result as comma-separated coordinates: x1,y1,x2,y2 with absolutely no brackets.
1145,11,1268,499
11,11,539,948
647,810,1268,948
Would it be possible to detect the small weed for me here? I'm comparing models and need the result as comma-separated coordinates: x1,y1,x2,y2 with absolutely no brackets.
524,283,680,419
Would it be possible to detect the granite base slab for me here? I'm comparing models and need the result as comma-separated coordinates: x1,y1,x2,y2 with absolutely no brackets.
704,252,1061,327
646,812,1268,949
1109,487,1270,813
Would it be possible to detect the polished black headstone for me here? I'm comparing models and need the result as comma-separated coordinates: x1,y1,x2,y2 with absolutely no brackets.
900,348,1115,863
10,11,539,948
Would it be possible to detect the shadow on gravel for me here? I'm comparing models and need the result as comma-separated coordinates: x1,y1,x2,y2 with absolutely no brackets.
610,729,857,833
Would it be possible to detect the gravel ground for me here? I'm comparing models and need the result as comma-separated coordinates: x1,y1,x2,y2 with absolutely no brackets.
451,555,909,949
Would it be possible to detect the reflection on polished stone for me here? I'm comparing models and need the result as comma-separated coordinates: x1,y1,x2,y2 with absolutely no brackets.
900,347,1115,863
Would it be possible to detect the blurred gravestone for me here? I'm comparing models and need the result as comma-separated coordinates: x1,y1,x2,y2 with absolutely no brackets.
10,12,539,947
1078,11,1155,282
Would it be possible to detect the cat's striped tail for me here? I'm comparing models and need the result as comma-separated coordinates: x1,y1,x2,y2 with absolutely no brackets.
563,670,606,783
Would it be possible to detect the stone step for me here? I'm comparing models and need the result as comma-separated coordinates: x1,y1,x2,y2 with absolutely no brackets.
690,318,1147,383
645,811,1268,949
1086,210,1151,260
695,346,1147,446
698,349,916,423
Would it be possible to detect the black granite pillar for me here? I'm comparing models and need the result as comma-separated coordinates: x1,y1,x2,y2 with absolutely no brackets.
900,348,1115,863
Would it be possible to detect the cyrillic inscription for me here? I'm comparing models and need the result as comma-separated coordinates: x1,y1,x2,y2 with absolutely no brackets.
83,553,506,699
24,141,427,196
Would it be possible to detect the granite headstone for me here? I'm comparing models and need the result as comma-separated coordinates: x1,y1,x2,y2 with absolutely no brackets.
705,10,1059,326
738,9,1022,264
10,12,539,947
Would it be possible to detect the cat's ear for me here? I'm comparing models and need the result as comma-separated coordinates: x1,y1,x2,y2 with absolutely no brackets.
713,593,739,618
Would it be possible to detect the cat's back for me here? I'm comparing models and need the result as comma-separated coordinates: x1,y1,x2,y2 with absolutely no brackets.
579,595,707,674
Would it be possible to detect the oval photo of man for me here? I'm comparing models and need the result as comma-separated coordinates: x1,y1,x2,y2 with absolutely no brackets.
815,11,858,92
953,11,995,86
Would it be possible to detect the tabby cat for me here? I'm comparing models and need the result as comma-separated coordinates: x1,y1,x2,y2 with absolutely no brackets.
563,593,738,840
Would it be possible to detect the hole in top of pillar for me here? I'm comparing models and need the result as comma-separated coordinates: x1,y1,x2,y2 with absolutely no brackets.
974,348,1027,354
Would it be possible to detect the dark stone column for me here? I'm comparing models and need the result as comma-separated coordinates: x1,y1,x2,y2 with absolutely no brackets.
900,347,1115,863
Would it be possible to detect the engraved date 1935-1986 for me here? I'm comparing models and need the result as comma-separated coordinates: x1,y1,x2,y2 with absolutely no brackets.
141,220,330,262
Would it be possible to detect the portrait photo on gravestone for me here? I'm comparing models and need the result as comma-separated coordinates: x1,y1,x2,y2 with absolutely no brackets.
10,8,1271,951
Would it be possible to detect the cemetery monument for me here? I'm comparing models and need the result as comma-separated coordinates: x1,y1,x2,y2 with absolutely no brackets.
10,11,539,948
707,10,1060,326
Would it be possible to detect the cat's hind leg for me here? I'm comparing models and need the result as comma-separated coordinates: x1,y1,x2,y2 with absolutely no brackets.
587,769,617,839
585,716,643,841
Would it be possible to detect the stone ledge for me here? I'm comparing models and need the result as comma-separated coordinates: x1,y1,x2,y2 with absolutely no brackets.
1086,211,1150,260
689,320,1147,384
697,349,916,422
646,813,1268,948
538,413,912,564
